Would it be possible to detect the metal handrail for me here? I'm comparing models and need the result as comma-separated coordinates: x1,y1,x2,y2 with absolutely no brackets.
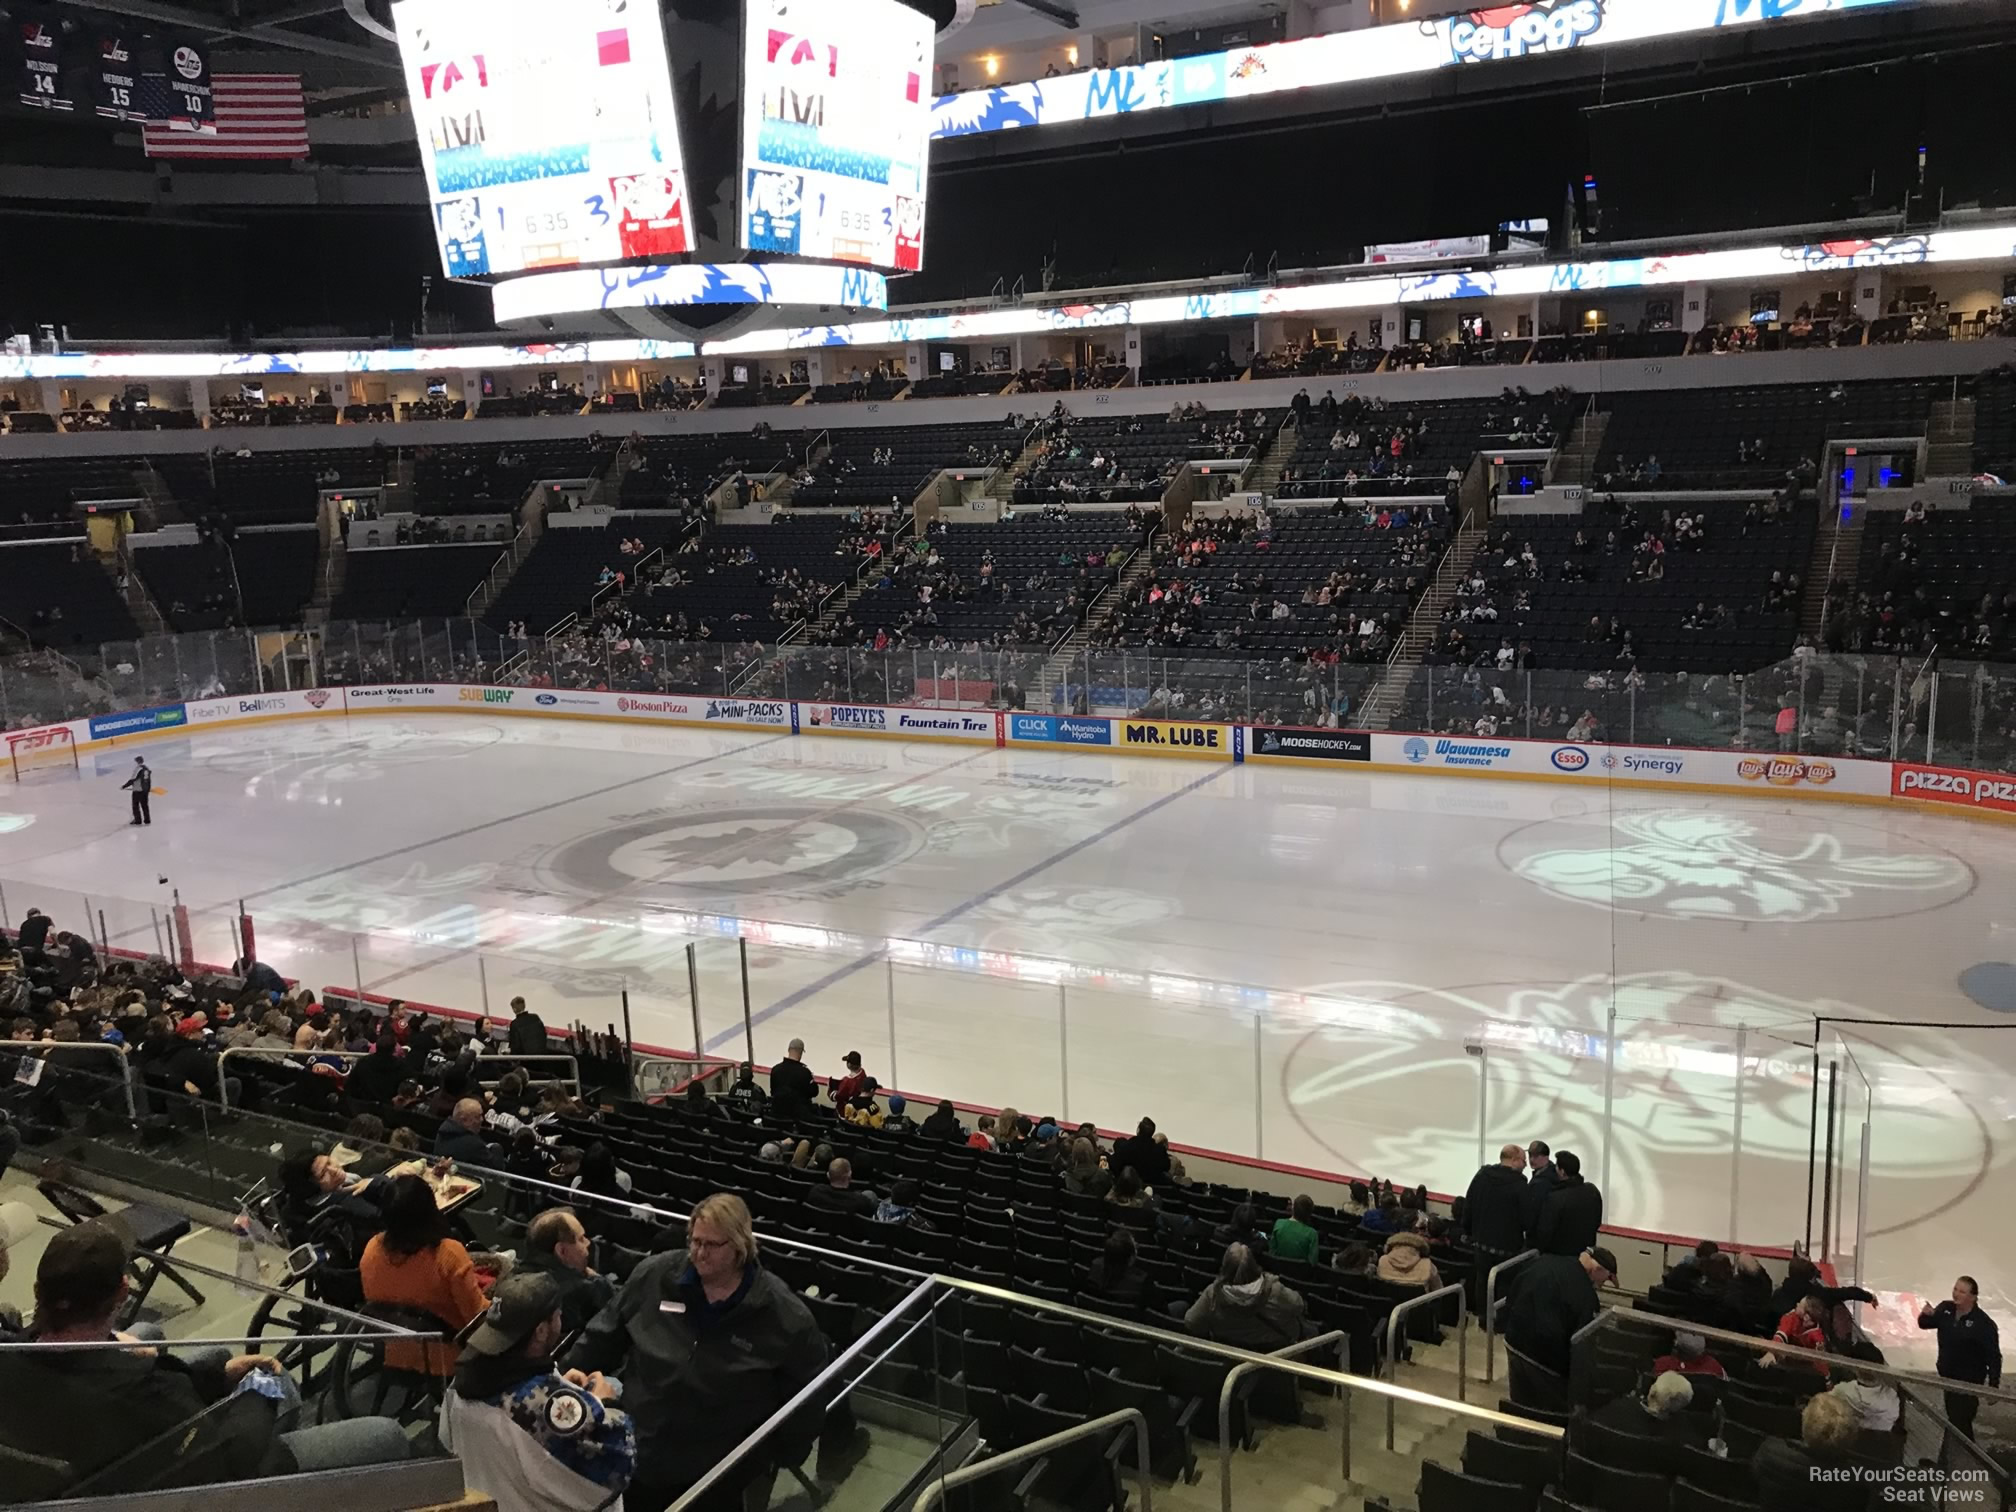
17,1041,137,1122
669,1273,940,1510
216,1045,583,1108
0,1329,435,1351
912,1408,1151,1512
1384,1279,1470,1449
1218,1330,1347,1512
1484,1247,1540,1383
1600,1305,2016,1407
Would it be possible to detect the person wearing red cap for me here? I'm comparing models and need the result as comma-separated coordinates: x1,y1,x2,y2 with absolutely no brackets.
158,1015,240,1108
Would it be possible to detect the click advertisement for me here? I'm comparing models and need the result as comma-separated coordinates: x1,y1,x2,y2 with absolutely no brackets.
1250,726,1369,762
88,703,187,739
1010,714,1113,747
1893,763,2016,815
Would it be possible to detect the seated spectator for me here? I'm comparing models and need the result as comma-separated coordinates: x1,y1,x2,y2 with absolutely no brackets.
1332,1240,1375,1278
1082,1230,1155,1312
1356,1194,1405,1236
0,1221,408,1489
1652,1330,1728,1380
920,1098,964,1141
1751,1389,1875,1510
805,1157,876,1217
522,1208,616,1338
1828,1341,1901,1432
567,1194,827,1510
1183,1243,1306,1352
1589,1371,1711,1472
277,1146,392,1266
441,1271,636,1512
827,1050,868,1106
359,1173,490,1376
1105,1168,1154,1211
435,1096,502,1169
1111,1117,1170,1186
1374,1230,1441,1291
1269,1195,1321,1264
1770,1291,1831,1374
872,1179,933,1230
1063,1137,1112,1199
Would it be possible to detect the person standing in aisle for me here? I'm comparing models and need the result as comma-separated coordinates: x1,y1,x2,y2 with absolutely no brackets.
1919,1276,2002,1439
122,755,152,825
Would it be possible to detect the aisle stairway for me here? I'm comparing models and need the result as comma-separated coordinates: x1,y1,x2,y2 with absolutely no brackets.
1357,524,1485,729
1036,526,1159,705
1546,405,1610,488
1244,417,1301,498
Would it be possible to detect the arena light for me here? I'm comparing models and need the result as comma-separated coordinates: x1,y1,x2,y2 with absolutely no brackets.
932,0,1919,138
0,338,697,382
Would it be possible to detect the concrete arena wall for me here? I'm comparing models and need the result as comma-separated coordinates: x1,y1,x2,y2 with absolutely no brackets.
22,682,2012,821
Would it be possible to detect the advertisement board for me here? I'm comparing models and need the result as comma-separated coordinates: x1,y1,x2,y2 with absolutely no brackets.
393,0,691,276
1116,720,1235,759
740,0,934,270
88,704,187,739
1250,726,1369,762
344,685,445,708
931,0,1914,139
1893,763,2016,816
699,698,791,727
187,692,321,723
1009,714,1113,747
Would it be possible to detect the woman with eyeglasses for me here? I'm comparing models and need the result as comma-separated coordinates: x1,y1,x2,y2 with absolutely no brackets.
566,1193,829,1512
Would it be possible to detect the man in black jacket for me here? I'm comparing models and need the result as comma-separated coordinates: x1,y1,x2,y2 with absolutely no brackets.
1502,1245,1616,1408
768,1037,816,1125
804,1158,876,1218
16,907,52,960
434,1097,501,1169
0,1222,408,1492
1111,1117,1170,1187
1919,1275,2003,1438
1464,1143,1529,1255
1521,1138,1559,1246
1533,1150,1604,1256
506,996,549,1056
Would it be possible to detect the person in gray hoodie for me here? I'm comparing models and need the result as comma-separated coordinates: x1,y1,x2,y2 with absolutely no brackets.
1182,1243,1306,1352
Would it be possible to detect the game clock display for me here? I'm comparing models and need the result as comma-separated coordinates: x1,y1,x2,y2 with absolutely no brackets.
740,0,934,271
395,0,693,277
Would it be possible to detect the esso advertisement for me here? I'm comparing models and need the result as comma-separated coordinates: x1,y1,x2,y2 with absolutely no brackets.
1893,764,2016,815
392,0,692,277
741,0,933,270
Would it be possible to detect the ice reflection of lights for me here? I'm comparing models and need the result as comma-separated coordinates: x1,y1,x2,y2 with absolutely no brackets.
266,885,1429,1029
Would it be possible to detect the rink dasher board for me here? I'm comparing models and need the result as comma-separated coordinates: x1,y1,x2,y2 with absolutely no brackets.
25,684,2016,823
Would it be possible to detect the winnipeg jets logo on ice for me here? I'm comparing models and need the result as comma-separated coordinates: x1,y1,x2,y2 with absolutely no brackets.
1503,809,1969,923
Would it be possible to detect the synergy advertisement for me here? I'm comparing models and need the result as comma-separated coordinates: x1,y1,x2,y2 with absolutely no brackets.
740,0,934,270
393,0,692,277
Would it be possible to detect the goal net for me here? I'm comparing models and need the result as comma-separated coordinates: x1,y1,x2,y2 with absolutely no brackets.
8,726,78,781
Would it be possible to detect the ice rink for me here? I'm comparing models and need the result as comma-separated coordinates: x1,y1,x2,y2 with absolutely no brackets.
3,710,2012,1353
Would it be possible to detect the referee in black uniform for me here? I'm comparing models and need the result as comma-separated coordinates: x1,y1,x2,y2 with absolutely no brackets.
122,756,152,825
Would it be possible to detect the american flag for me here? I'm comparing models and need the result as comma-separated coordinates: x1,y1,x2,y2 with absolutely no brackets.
142,74,307,159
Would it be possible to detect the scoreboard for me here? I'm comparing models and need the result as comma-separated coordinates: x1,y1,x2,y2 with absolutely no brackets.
392,0,693,277
739,0,934,271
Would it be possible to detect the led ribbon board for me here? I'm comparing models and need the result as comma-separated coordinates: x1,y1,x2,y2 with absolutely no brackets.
932,0,1918,138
